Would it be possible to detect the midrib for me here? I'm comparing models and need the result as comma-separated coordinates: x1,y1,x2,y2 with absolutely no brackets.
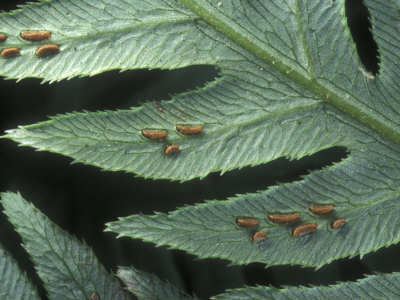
178,0,400,147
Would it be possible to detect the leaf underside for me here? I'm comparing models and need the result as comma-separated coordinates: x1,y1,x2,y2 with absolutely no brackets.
213,272,400,300
2,0,400,269
0,244,40,300
118,266,400,300
0,192,131,300
2,190,400,299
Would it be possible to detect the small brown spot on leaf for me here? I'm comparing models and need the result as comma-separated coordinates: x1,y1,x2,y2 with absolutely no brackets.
1,48,20,58
35,44,59,57
236,217,259,228
292,223,318,237
142,129,168,140
91,292,101,300
165,144,179,156
252,231,267,242
0,33,7,42
332,218,346,229
268,213,300,223
176,125,203,135
20,30,51,41
309,204,334,215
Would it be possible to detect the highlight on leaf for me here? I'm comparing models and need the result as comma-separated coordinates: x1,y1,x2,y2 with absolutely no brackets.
117,266,198,300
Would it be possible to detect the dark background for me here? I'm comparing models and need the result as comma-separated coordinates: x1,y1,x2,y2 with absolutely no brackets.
0,0,397,299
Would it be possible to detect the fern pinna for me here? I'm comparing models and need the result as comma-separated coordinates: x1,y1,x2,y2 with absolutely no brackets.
1,0,400,299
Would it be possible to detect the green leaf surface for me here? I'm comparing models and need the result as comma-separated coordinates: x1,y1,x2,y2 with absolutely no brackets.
4,0,400,179
0,192,131,300
0,244,40,300
0,0,217,82
117,267,198,300
213,272,400,300
4,0,400,268
105,127,400,267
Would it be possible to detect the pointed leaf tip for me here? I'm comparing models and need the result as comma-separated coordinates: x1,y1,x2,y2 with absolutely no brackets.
1,192,131,300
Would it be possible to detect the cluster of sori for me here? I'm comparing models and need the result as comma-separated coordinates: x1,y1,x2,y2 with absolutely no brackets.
141,125,203,156
1,30,59,58
236,204,347,243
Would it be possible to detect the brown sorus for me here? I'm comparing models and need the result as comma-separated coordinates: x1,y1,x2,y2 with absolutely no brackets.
20,30,51,41
309,204,334,215
35,44,59,57
176,125,203,135
1,47,20,58
141,129,168,140
236,217,259,228
332,218,346,229
0,33,7,42
292,223,318,237
267,213,300,223
252,231,267,242
164,144,179,156
91,292,101,300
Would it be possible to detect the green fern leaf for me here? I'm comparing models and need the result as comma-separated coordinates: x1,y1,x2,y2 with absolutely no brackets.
0,0,207,82
0,192,131,300
0,244,40,300
117,267,198,300
213,272,400,299
3,0,400,269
